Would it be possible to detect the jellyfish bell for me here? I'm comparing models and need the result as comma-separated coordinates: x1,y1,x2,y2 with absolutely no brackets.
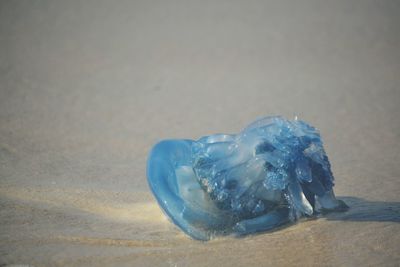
147,116,348,240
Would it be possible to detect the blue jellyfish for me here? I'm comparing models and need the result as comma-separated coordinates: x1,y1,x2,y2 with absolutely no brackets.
147,116,348,240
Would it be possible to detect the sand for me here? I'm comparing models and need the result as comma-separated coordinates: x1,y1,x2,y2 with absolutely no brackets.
0,0,399,266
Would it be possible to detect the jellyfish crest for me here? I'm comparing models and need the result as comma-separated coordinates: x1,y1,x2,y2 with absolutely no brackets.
192,116,334,219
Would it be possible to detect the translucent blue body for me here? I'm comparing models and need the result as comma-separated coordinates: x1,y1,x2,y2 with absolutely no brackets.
147,116,348,240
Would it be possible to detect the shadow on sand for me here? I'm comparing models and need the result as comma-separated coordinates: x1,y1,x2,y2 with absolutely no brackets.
325,197,400,223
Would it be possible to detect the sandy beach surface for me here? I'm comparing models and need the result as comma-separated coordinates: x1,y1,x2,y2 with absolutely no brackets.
0,1,399,266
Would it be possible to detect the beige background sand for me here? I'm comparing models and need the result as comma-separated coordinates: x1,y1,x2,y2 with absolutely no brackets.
0,0,399,266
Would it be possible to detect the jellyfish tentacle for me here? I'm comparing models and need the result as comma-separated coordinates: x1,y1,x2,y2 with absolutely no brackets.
233,207,290,235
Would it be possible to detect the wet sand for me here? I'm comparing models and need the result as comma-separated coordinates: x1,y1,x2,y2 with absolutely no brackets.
0,1,399,266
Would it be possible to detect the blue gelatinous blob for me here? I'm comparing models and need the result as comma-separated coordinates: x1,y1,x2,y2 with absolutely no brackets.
147,116,348,240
